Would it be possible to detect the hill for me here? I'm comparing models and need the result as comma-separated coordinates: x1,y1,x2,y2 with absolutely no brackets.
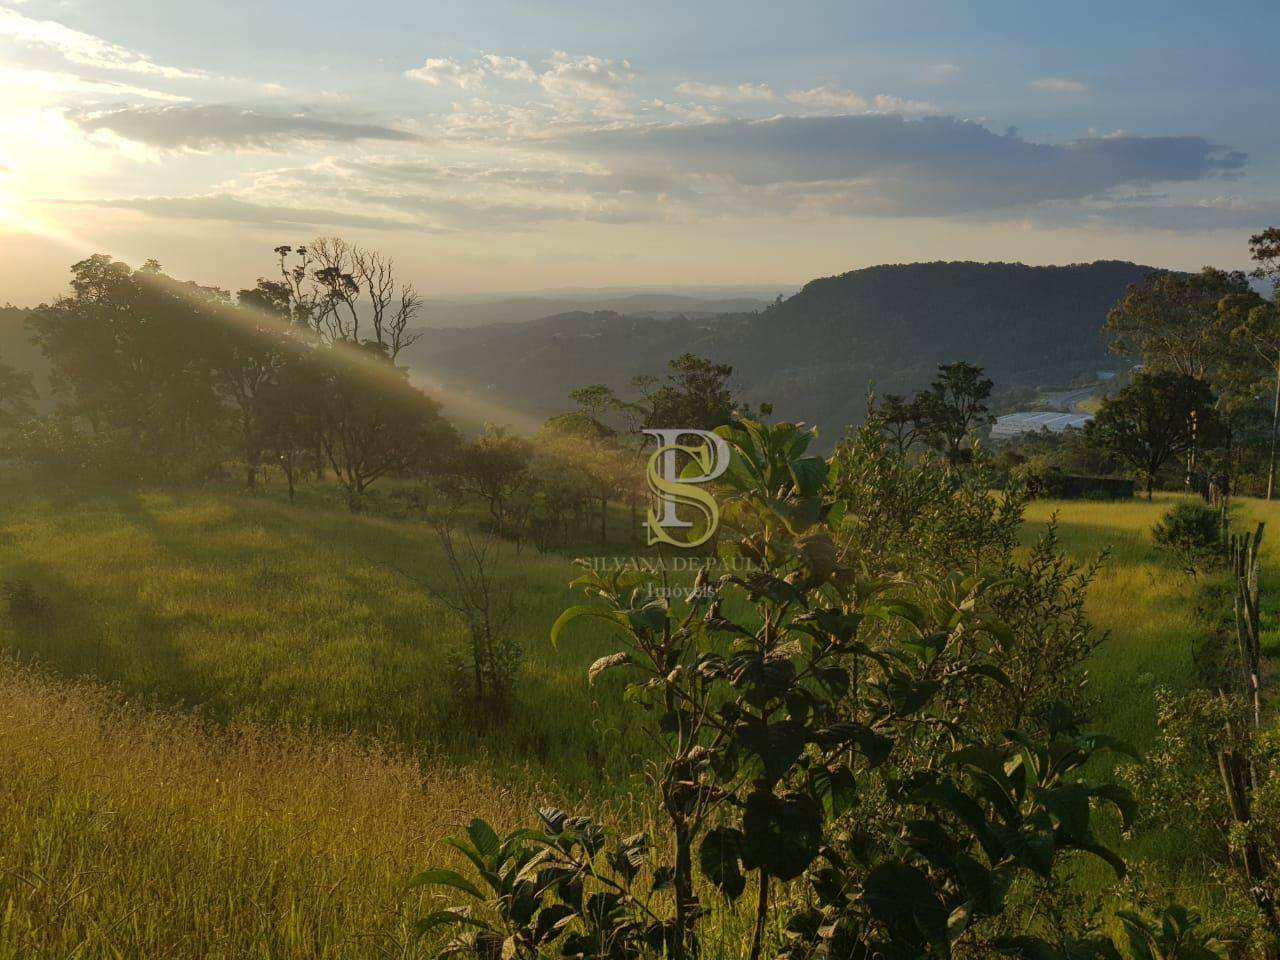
416,292,772,328
402,260,1156,435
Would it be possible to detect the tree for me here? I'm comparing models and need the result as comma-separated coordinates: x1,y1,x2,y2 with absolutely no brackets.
256,344,322,502
871,392,929,456
644,354,737,430
1103,267,1252,380
917,361,994,465
27,256,226,478
567,384,619,431
0,359,35,430
1249,227,1280,288
1236,227,1280,499
257,241,450,509
315,340,457,510
452,425,533,535
1222,291,1280,498
301,238,422,360
1086,371,1218,498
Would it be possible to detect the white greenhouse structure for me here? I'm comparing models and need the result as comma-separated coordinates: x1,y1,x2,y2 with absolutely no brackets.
990,411,1093,440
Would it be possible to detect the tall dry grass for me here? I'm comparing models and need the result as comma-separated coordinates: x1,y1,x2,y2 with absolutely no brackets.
0,660,536,960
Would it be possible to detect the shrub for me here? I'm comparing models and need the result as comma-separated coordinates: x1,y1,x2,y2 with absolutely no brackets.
1152,503,1222,574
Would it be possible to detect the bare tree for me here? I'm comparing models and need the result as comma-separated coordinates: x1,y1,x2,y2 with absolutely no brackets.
283,238,423,359
374,515,521,715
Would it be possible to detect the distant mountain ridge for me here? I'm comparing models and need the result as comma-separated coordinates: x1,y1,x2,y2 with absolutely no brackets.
403,260,1158,435
416,293,772,328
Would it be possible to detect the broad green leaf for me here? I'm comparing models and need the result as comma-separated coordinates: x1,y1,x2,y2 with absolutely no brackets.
699,826,747,900
863,860,948,949
412,910,490,939
549,604,627,648
741,791,822,881
408,868,485,901
466,819,501,859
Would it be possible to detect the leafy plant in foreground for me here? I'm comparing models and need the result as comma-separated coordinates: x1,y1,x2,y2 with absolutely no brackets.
411,418,1140,959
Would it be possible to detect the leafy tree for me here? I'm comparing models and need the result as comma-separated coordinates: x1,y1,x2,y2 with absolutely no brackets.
258,242,454,509
917,361,994,465
1086,372,1218,498
256,345,322,502
451,425,533,535
568,384,620,431
27,256,227,478
1103,267,1252,380
0,358,35,430
643,353,737,430
1221,291,1280,497
870,392,930,456
830,422,1106,731
1250,227,1280,290
316,340,456,510
1228,227,1280,498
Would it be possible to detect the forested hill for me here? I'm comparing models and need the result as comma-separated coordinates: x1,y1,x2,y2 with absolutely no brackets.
404,260,1157,435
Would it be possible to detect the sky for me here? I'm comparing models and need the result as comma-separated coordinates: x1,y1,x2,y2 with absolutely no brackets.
0,0,1276,305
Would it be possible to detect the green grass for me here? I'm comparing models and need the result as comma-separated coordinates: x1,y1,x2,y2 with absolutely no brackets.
0,479,648,793
1023,492,1280,751
3,480,1270,794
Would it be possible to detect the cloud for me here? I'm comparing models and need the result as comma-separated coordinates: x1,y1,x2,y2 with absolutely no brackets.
1030,77,1089,93
0,6,205,79
66,104,420,150
676,81,938,115
480,54,537,83
785,85,869,111
228,153,661,229
538,52,634,107
674,81,777,103
1052,197,1280,231
0,66,188,102
406,51,634,106
405,57,489,89
869,94,941,115
557,114,1247,217
73,194,425,231
76,113,1253,236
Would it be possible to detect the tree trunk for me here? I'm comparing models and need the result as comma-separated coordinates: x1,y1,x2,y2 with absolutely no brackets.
600,498,608,545
748,872,770,960
1268,365,1279,501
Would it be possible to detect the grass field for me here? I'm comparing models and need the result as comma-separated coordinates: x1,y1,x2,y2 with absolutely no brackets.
1024,492,1279,750
0,659,541,959
0,480,652,792
0,480,1274,955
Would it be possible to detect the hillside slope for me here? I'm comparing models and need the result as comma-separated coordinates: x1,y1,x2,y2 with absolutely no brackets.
404,260,1155,435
